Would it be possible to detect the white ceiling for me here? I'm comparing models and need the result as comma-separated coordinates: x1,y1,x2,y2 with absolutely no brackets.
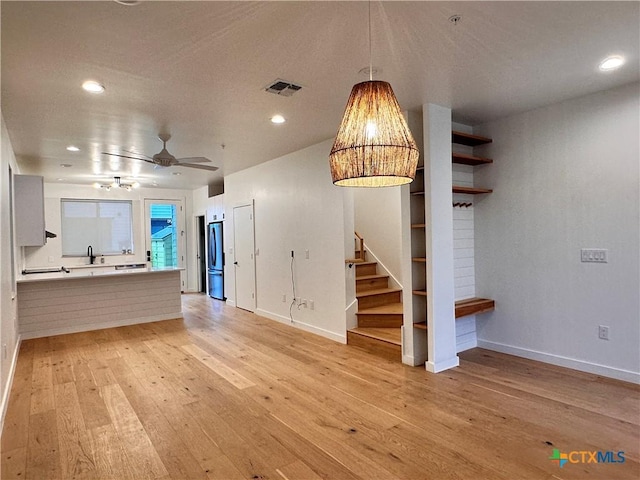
2,1,638,190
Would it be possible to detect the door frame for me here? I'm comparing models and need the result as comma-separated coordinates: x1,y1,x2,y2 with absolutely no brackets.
196,215,206,293
232,200,256,312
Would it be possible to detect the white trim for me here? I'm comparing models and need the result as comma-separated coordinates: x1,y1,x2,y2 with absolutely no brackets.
20,312,183,340
477,339,640,384
363,241,402,290
402,354,420,366
345,298,358,330
0,334,22,436
425,355,460,373
226,299,236,307
456,337,478,353
256,308,346,344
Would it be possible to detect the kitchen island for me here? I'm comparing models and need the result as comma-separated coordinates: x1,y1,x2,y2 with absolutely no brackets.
17,265,183,339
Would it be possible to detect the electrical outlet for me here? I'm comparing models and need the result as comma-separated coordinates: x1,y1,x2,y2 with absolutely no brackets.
581,248,608,263
2,344,7,360
48,256,55,263
302,298,308,308
598,325,610,340
282,294,286,303
305,249,309,259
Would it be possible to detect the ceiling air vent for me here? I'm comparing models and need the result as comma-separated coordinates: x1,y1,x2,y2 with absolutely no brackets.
265,79,302,97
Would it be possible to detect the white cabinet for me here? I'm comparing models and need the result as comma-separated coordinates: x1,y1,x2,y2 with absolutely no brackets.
14,174,46,246
206,194,225,223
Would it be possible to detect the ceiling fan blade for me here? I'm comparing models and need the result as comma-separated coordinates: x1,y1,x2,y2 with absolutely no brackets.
177,163,219,172
123,149,154,160
176,156,211,164
102,152,155,164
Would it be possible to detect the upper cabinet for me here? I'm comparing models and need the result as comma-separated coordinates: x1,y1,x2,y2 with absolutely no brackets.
14,174,46,246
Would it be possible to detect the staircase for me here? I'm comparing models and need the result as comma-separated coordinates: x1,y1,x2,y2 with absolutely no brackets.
347,240,403,361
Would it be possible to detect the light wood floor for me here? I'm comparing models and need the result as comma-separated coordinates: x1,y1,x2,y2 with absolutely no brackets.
2,294,639,480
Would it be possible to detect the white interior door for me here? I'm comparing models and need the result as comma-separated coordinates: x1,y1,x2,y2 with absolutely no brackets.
144,199,186,290
233,204,256,311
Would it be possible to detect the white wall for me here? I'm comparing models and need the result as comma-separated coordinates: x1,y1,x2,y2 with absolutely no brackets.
224,139,350,343
475,82,640,383
353,188,403,287
23,183,197,291
0,113,21,431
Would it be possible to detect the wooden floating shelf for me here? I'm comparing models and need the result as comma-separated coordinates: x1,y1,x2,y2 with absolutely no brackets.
412,290,427,296
411,223,426,229
455,297,495,318
452,185,493,195
452,131,492,147
412,257,426,263
411,191,425,196
452,152,493,166
413,322,427,330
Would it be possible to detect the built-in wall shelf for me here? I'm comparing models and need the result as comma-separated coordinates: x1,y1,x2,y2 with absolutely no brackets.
411,223,426,229
452,131,492,147
452,152,493,166
452,186,493,195
412,257,427,263
412,290,427,296
455,297,495,318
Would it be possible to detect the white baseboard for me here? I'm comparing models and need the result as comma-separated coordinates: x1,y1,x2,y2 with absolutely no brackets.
425,355,460,373
255,308,346,344
456,336,478,353
226,299,236,307
477,339,640,384
0,334,22,437
20,312,184,340
402,354,421,366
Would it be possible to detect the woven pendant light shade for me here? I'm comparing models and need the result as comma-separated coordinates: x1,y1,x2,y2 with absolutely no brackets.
329,80,419,187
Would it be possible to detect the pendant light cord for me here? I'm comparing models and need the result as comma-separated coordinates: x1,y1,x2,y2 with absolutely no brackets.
368,0,372,81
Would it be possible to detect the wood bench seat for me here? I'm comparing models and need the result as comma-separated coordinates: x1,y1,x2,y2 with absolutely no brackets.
455,297,495,318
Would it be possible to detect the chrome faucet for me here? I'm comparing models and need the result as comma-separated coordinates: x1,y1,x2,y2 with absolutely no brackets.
87,245,96,265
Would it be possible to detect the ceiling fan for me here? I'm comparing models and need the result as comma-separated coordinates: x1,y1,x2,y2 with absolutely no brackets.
102,134,219,171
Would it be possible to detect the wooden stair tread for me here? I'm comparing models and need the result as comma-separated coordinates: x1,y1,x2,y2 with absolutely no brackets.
356,287,402,298
412,257,426,262
411,223,426,228
348,327,401,345
413,322,427,330
412,290,427,296
455,297,495,318
357,303,403,315
356,274,389,281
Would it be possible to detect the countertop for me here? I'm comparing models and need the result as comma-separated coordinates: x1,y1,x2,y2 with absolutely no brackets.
18,264,184,283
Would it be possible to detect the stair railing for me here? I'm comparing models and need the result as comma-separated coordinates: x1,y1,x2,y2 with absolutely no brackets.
354,231,365,261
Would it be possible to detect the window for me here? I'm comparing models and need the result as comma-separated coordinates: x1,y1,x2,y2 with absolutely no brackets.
61,199,133,256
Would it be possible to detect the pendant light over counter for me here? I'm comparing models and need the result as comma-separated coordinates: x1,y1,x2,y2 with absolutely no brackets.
329,3,419,187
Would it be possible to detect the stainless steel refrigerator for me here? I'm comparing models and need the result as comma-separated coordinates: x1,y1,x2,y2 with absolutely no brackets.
208,221,225,300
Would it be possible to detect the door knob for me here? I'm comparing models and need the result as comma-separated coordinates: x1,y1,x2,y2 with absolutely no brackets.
233,261,238,265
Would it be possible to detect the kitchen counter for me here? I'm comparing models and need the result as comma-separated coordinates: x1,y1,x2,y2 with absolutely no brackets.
17,266,183,339
18,264,183,283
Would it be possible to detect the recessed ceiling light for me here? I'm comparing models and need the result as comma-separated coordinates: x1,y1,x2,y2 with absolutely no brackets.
66,145,80,152
82,80,105,94
57,178,65,181
599,55,625,71
114,0,140,5
172,172,182,176
60,163,72,168
271,115,286,124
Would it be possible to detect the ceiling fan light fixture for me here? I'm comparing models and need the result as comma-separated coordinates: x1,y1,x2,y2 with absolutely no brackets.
270,115,286,124
66,145,80,152
329,80,419,187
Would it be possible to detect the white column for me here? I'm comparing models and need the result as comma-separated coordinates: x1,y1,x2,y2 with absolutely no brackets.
423,103,458,372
